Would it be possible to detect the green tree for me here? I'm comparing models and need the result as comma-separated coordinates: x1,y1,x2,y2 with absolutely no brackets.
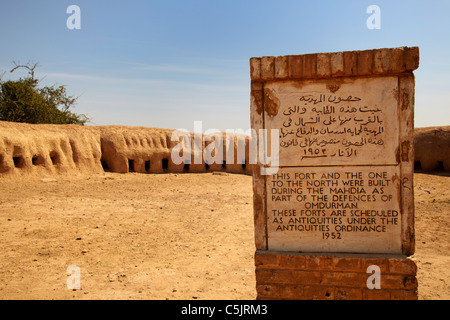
0,61,89,125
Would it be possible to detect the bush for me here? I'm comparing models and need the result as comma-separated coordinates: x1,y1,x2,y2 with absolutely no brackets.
0,62,89,125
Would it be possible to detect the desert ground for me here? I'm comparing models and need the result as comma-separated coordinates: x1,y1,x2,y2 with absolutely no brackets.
0,171,448,300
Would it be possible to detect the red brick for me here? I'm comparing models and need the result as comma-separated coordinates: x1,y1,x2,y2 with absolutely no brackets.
362,288,391,300
330,52,344,77
321,271,366,288
343,51,358,76
373,49,388,74
310,255,333,270
260,56,275,80
404,47,420,71
259,253,334,271
303,285,335,300
390,289,418,300
373,48,405,74
357,50,374,75
257,284,305,300
256,269,322,285
279,254,333,271
317,53,331,78
389,47,406,73
332,256,361,271
335,287,363,300
360,257,390,274
256,284,282,299
288,55,303,78
382,275,418,290
388,258,417,275
275,56,289,79
277,254,306,269
302,54,317,78
250,57,261,80
254,251,278,268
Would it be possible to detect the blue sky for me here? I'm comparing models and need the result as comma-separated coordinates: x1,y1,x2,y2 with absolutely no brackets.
0,0,448,131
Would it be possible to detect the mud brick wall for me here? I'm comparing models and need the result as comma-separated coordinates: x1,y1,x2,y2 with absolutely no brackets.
0,121,253,176
255,251,418,300
414,126,450,172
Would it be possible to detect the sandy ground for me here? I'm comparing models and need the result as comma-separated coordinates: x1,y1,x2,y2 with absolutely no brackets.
412,172,450,300
0,171,448,300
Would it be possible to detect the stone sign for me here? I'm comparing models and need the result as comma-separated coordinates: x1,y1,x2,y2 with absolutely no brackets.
250,47,419,300
251,47,418,256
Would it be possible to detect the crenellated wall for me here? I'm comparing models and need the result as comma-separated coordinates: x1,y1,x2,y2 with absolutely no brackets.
0,121,253,177
414,126,450,172
0,121,103,176
0,120,447,177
